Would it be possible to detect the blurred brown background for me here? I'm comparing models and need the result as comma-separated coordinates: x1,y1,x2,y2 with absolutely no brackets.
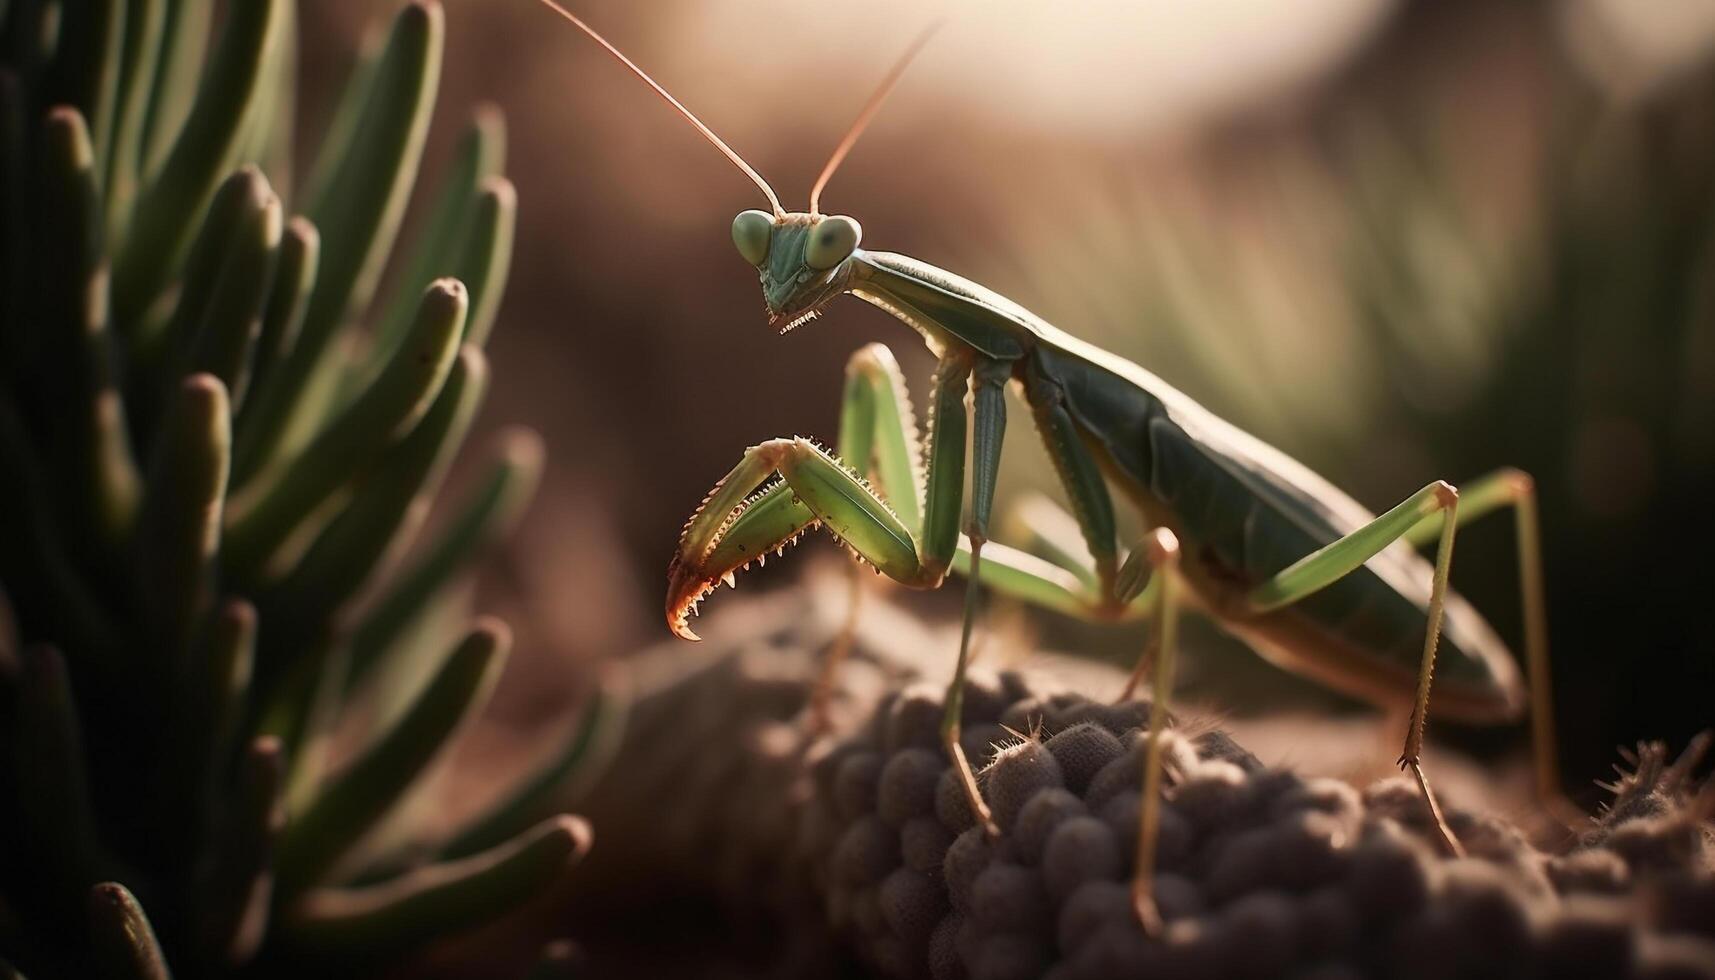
299,0,1714,814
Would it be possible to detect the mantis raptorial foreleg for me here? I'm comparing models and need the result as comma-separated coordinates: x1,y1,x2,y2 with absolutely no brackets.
808,346,1149,731
802,344,1152,734
672,344,1155,824
669,345,1012,832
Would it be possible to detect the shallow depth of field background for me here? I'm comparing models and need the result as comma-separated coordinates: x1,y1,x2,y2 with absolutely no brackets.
301,1,1714,812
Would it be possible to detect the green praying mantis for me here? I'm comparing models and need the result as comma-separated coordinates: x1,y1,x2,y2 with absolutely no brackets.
532,0,1569,931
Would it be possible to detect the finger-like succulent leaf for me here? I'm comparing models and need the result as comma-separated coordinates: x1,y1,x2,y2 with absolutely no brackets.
346,426,542,690
241,215,318,411
29,105,102,402
264,2,442,468
284,814,589,960
134,166,279,434
0,405,115,655
264,346,487,632
199,735,284,968
139,165,258,361
112,0,285,325
367,105,504,365
455,176,515,348
102,0,164,238
202,599,257,788
137,0,211,175
13,647,104,907
251,634,338,798
87,882,170,980
40,0,120,166
231,212,320,479
33,106,140,570
133,373,229,660
186,183,280,410
223,278,465,583
275,620,508,893
295,18,382,215
436,681,623,862
241,0,293,194
158,598,255,858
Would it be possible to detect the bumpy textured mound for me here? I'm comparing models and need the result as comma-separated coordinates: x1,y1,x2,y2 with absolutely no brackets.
805,679,1715,980
569,590,1715,979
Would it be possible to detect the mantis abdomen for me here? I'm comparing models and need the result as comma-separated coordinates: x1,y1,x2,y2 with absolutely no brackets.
1032,339,1525,723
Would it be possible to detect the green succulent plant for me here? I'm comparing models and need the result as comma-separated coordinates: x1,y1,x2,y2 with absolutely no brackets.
0,1,609,975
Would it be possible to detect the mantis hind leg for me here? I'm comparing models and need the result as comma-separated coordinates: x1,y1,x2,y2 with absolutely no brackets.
1402,468,1575,829
1248,480,1469,856
1246,469,1575,848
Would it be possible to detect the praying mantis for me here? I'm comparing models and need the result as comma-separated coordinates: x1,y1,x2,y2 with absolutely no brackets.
531,0,1567,931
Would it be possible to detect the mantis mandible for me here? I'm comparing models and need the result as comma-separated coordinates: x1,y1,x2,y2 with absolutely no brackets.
531,0,1567,931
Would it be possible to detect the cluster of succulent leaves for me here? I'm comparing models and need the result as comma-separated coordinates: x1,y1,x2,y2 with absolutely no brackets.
0,1,606,975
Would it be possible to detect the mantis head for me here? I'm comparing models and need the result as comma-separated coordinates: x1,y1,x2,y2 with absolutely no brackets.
530,0,937,326
732,210,863,333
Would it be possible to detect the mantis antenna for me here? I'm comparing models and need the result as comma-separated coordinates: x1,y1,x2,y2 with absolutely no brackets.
531,0,786,217
808,20,945,217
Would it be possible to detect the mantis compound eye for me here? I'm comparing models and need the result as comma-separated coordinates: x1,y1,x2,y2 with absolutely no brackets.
805,215,861,271
731,209,773,267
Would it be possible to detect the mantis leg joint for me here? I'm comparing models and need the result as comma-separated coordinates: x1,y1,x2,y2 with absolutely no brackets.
1430,480,1459,509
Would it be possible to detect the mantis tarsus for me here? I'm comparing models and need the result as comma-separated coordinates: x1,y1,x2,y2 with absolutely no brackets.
532,0,1568,931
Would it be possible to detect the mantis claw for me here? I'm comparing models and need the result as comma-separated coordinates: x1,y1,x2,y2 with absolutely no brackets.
664,518,819,640
665,435,924,640
665,459,822,640
663,560,712,641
